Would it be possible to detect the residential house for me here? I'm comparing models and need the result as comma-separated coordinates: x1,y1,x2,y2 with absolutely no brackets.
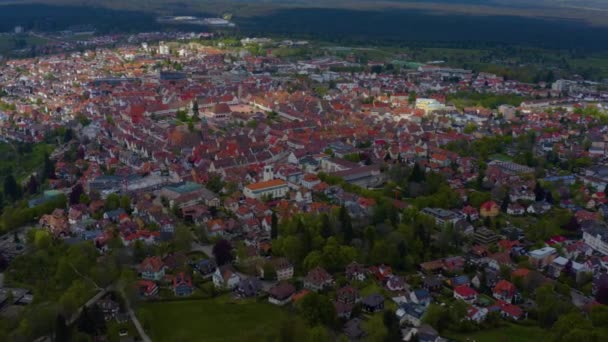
173,272,194,297
480,201,500,218
507,203,526,216
396,303,426,327
423,276,442,292
138,257,166,281
193,259,217,278
493,280,517,303
386,275,408,292
268,282,296,306
410,289,431,307
137,280,159,297
335,301,355,320
345,261,367,281
527,202,552,215
467,306,489,323
451,275,471,288
416,324,442,342
529,247,557,269
583,225,608,255
453,285,478,303
461,205,479,221
97,298,120,321
304,267,333,292
212,265,241,289
336,286,360,304
39,209,70,238
361,293,385,313
370,264,393,282
343,318,366,340
491,300,525,320
236,277,262,298
258,257,294,281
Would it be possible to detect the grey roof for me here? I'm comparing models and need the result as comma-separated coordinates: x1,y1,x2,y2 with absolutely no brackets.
362,293,384,306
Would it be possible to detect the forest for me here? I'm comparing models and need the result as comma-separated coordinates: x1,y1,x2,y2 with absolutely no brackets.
1,3,608,52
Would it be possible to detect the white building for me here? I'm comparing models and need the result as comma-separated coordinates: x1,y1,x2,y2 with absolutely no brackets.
415,98,445,114
243,179,289,200
583,227,608,255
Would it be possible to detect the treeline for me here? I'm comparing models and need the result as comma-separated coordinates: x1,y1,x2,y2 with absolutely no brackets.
2,237,135,340
272,205,463,275
446,91,529,110
1,194,67,233
0,4,160,34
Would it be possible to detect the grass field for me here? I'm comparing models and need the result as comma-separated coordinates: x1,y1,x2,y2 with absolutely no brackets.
140,295,288,342
0,34,47,54
445,323,546,342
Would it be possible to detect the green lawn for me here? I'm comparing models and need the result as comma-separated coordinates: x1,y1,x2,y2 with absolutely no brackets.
140,295,287,342
445,323,546,342
0,34,48,54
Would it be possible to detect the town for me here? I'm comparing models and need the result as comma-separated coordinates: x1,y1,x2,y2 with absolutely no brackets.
0,32,607,342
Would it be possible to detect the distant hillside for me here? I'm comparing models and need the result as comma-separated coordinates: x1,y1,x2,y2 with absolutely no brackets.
1,0,608,51
3,1,608,25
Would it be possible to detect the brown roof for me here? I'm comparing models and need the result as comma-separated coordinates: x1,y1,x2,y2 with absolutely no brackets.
245,179,287,191
268,282,295,300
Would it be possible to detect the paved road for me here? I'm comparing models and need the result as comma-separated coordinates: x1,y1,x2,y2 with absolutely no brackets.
191,242,213,257
67,287,110,325
128,306,152,342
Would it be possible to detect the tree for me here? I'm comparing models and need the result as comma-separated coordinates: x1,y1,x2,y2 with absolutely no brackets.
408,91,417,104
70,184,84,205
212,239,233,266
54,314,70,342
34,230,52,250
303,251,323,271
173,226,193,252
262,262,277,281
339,205,353,244
192,100,199,115
534,181,545,201
422,304,449,332
64,128,74,143
545,190,554,204
408,163,425,183
4,174,21,201
307,326,330,342
590,305,608,328
206,174,224,194
594,274,608,304
500,191,510,212
119,195,131,213
297,292,336,327
552,312,593,342
364,314,387,341
27,175,39,195
43,153,55,180
536,284,575,328
271,211,278,239
320,213,332,239
104,193,120,211
383,310,401,342
562,216,580,232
